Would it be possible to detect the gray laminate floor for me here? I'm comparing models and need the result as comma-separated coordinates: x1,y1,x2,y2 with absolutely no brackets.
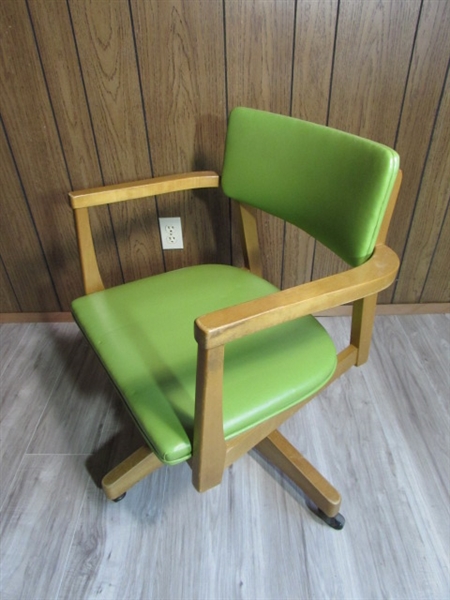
0,315,449,600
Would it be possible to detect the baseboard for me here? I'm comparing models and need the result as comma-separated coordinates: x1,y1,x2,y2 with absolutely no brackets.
0,312,74,323
0,303,449,324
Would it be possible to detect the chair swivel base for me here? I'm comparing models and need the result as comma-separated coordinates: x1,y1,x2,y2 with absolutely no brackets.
102,431,345,529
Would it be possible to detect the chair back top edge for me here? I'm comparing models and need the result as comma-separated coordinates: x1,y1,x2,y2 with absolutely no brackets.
221,107,400,267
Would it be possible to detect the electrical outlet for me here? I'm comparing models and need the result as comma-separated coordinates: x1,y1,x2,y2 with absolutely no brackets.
159,217,184,250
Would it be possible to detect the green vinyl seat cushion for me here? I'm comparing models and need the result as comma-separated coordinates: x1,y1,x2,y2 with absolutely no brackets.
72,265,337,465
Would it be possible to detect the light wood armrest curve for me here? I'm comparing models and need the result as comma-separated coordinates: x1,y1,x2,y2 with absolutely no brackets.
70,171,220,209
195,244,399,349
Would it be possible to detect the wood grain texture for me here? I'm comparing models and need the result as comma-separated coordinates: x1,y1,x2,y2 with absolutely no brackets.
192,345,227,492
102,446,163,500
237,203,263,276
0,323,78,506
27,0,101,188
26,332,116,456
0,124,59,311
383,0,450,302
0,316,448,599
0,322,31,380
328,0,421,145
225,0,295,287
70,172,220,209
396,313,450,400
421,203,450,303
27,0,123,291
304,315,449,600
131,0,229,272
0,455,90,599
291,0,338,125
68,0,164,283
367,316,450,560
350,294,378,365
1,0,450,312
281,226,316,289
394,71,450,302
0,0,81,309
73,207,105,294
0,260,19,313
314,0,421,281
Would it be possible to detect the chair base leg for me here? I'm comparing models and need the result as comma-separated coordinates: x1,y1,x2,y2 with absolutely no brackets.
256,429,343,523
102,445,163,501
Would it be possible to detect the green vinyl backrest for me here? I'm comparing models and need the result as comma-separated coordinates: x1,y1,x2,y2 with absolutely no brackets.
221,107,400,267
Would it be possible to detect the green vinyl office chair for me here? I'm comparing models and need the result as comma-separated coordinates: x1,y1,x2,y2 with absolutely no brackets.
70,107,401,529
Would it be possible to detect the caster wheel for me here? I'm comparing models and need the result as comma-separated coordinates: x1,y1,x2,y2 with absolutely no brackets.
112,492,126,503
316,508,345,530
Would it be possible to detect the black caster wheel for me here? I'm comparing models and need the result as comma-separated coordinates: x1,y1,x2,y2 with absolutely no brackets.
112,492,126,503
316,508,345,530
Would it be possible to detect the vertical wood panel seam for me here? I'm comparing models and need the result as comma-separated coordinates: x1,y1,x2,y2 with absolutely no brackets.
127,0,155,177
0,114,61,311
325,0,341,127
222,0,230,122
26,0,81,310
419,199,450,303
65,0,125,283
280,0,299,289
127,0,167,273
288,0,298,118
418,61,450,303
392,0,424,149
388,0,425,302
223,0,234,267
309,0,343,286
393,58,450,302
65,0,105,187
279,223,287,289
25,0,73,190
0,254,21,311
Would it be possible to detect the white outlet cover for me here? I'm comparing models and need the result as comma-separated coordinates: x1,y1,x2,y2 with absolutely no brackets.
159,217,184,250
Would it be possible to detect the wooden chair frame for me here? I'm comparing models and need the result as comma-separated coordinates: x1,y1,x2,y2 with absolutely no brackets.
70,169,402,521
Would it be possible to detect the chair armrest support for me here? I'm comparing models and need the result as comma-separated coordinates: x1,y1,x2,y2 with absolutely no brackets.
70,171,220,295
194,244,399,349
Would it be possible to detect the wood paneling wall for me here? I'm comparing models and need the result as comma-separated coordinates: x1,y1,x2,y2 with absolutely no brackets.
0,0,449,312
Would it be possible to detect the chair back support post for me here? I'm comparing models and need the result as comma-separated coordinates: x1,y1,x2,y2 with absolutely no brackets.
350,294,378,366
73,207,105,295
349,170,402,365
237,202,263,276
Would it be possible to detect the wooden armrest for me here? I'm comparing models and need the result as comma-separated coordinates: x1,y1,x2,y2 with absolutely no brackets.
194,244,399,349
69,171,220,209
